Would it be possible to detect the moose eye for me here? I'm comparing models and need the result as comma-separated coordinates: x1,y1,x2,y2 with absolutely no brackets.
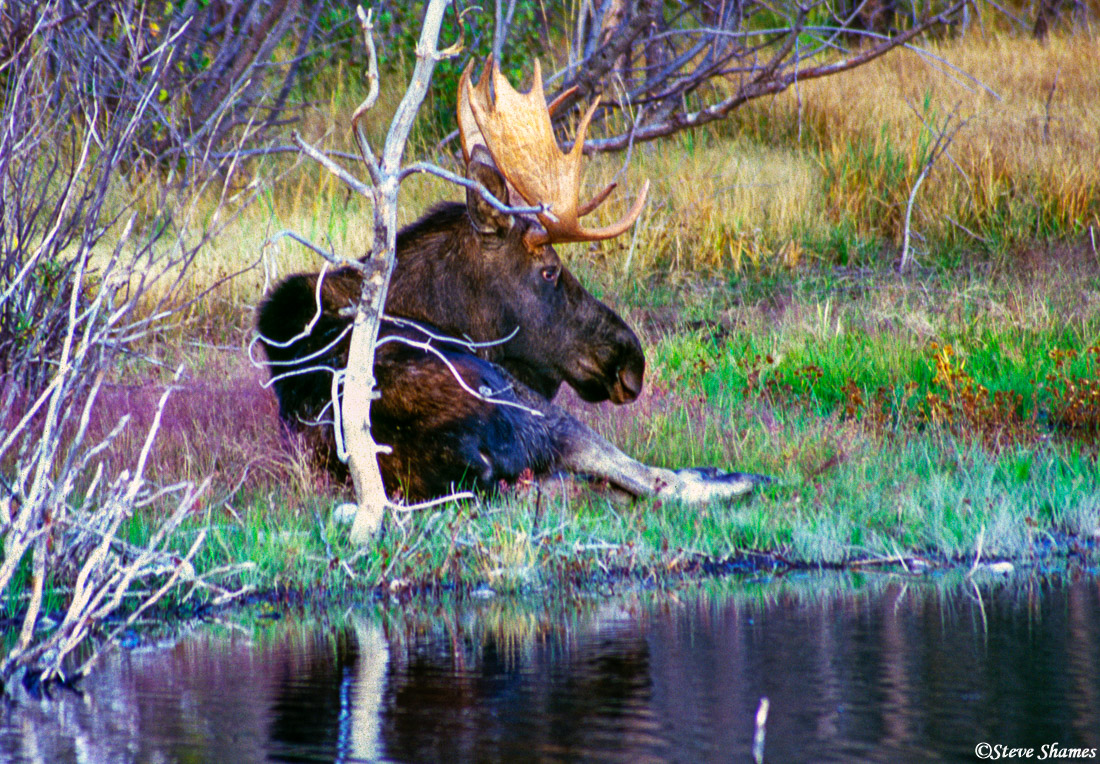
540,265,559,283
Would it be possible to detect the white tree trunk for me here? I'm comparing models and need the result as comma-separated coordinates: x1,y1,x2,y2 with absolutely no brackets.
342,2,454,543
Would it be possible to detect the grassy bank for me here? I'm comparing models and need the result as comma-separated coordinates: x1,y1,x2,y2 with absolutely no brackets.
6,31,1100,625
48,242,1098,606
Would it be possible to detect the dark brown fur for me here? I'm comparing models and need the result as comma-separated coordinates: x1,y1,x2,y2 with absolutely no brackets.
257,160,646,501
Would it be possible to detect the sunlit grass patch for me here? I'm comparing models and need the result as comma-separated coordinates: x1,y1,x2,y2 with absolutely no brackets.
578,136,825,276
730,31,1100,263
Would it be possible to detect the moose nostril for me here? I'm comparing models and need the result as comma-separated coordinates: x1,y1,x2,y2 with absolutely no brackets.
616,364,643,402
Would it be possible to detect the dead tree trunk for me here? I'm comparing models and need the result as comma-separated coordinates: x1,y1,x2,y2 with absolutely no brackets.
292,1,473,542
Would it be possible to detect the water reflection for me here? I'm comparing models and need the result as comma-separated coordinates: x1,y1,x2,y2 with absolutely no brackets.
2,573,1099,763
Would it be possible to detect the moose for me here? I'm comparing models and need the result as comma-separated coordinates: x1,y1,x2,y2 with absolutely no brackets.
257,61,767,510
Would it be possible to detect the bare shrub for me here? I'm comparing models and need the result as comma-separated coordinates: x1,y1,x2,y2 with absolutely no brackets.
454,0,967,153
0,0,323,181
0,1,270,696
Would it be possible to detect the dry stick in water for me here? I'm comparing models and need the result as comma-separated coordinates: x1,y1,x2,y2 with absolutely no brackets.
753,696,770,764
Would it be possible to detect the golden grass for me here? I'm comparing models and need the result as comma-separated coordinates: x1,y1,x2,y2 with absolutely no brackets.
169,30,1100,299
734,31,1100,257
580,139,821,275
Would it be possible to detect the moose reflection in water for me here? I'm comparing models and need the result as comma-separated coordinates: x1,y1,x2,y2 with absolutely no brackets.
5,577,1100,762
257,61,766,505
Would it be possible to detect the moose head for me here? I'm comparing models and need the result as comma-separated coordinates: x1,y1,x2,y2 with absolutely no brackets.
381,59,651,406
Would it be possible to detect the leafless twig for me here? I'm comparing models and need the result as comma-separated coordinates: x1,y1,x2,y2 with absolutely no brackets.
899,101,971,272
494,0,968,155
0,0,274,696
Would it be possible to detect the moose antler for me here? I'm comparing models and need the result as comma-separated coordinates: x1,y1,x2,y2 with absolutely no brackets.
458,60,650,246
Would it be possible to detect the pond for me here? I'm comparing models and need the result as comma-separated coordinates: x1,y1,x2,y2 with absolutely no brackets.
2,571,1099,763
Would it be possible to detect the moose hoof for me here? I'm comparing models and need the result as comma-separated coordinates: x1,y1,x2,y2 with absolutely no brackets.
670,467,772,504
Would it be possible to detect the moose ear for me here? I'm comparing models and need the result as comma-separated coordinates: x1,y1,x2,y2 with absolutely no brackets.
466,148,512,235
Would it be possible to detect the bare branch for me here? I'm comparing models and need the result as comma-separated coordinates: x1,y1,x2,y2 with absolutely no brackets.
350,6,384,186
900,102,972,272
536,0,967,154
394,492,477,512
380,1,455,175
265,231,364,271
0,0,281,693
384,316,521,350
400,161,554,219
376,334,546,418
292,131,375,198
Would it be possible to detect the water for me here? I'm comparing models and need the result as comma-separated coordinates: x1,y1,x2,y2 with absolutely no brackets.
3,572,1099,763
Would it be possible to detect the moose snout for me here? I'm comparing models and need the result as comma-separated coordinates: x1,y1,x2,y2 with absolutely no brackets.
610,358,644,404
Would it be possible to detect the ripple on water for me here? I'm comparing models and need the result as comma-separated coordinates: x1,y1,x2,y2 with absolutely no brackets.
2,573,1099,763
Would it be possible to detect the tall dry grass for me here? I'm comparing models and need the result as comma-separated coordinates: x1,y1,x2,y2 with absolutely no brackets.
731,31,1100,264
562,31,1100,275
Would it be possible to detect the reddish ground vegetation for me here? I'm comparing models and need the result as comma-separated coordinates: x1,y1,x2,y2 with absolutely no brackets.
2,355,337,503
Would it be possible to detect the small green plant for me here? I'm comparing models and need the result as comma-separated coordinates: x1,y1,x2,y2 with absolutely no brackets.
916,342,1033,449
1046,344,1100,442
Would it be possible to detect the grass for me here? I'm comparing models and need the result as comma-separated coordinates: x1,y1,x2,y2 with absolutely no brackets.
588,31,1100,274
157,30,1100,305
8,30,1100,621
69,248,1100,604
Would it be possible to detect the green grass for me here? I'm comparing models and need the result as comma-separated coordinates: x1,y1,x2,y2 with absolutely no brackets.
9,32,1100,622
116,258,1100,598
154,434,1096,597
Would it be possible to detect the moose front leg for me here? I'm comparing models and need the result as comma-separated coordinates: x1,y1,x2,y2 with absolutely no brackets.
553,416,770,504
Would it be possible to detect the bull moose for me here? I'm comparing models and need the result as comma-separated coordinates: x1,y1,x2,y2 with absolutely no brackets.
257,61,767,508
